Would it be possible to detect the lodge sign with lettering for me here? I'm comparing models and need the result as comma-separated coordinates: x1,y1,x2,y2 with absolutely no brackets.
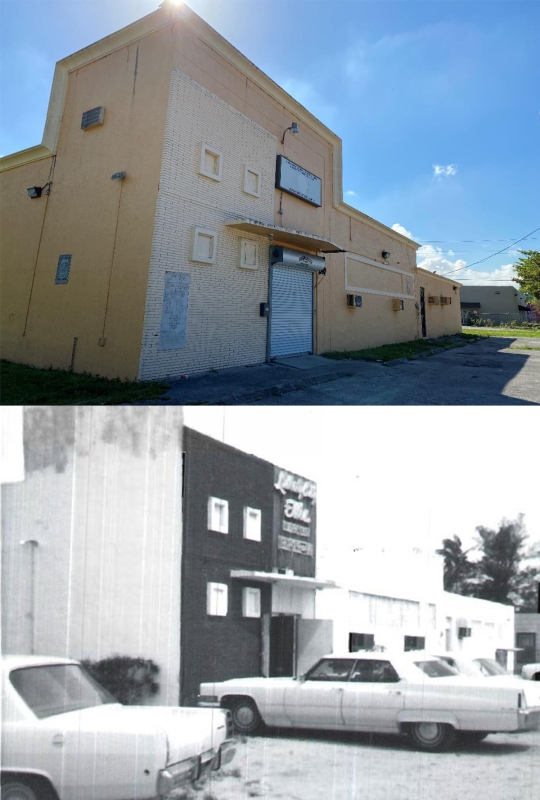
273,467,316,572
275,156,322,207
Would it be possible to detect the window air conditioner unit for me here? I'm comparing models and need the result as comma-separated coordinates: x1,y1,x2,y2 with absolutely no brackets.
347,294,362,308
392,298,404,311
458,627,472,639
428,295,440,305
440,296,452,305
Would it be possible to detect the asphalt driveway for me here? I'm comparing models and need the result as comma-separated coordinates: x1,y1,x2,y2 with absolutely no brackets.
252,336,540,405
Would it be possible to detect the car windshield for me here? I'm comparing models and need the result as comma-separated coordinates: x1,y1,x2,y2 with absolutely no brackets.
414,659,459,678
472,658,509,677
10,664,117,719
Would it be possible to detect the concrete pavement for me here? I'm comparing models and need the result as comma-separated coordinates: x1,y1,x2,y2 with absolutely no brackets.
136,335,540,406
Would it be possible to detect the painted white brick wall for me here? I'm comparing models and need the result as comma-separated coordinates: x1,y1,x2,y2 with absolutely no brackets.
139,70,276,379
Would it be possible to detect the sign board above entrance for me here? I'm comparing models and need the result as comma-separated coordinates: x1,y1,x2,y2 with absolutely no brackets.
276,156,322,207
270,246,326,273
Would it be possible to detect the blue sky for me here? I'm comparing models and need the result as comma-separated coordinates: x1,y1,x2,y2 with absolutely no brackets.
1,0,539,283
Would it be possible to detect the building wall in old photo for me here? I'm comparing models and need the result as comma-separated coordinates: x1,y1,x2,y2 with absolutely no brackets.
1,407,184,705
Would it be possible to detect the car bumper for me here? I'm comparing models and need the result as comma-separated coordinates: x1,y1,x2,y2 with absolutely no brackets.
199,739,237,779
515,709,540,731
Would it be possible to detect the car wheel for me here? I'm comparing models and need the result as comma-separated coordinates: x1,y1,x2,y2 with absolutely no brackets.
229,698,262,734
1,781,39,800
460,731,489,744
409,722,456,751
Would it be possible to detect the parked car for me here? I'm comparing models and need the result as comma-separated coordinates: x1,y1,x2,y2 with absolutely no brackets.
522,663,540,681
198,650,540,752
1,655,235,800
432,653,520,682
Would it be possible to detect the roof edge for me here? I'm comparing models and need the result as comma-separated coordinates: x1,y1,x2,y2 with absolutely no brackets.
416,267,462,287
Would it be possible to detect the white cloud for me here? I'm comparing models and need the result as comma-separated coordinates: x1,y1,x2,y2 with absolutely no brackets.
391,223,412,238
345,190,357,197
433,164,457,178
392,223,519,286
448,263,519,287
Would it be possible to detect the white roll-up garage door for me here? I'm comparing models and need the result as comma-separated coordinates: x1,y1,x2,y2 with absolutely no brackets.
270,265,313,358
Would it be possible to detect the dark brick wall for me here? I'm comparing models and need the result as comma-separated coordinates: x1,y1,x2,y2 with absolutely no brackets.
180,428,274,705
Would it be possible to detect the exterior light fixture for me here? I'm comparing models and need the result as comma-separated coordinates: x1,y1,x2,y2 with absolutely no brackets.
27,182,52,198
111,171,126,180
281,122,299,144
382,250,391,260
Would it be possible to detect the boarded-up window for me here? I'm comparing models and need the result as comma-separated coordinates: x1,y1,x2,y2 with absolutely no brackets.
158,272,190,351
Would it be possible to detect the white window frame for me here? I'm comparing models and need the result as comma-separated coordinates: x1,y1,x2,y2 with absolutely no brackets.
192,227,217,264
243,506,262,541
207,582,228,616
199,143,223,182
243,165,261,197
208,496,229,534
242,586,261,618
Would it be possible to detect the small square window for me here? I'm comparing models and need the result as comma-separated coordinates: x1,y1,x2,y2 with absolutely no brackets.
199,144,223,182
208,497,228,534
244,507,261,541
242,587,261,618
243,166,261,197
207,582,228,616
192,227,217,264
240,239,258,270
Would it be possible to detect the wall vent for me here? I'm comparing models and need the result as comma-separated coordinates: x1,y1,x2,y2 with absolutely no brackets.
81,106,105,130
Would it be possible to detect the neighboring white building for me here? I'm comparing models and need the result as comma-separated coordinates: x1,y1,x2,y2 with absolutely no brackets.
1,407,184,705
316,548,515,670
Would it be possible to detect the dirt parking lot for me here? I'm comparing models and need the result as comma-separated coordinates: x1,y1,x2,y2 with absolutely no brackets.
175,728,539,800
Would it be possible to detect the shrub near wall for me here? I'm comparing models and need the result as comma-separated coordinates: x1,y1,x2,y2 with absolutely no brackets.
82,656,160,704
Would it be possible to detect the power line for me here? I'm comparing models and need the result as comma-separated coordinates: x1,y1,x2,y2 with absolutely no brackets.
418,237,538,243
441,226,540,275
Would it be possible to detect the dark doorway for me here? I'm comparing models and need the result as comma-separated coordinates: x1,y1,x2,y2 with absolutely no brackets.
420,287,427,337
516,632,537,667
269,615,296,677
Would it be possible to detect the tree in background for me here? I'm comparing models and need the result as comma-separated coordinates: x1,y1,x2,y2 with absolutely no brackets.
474,515,528,605
437,515,539,611
436,535,477,593
512,250,540,301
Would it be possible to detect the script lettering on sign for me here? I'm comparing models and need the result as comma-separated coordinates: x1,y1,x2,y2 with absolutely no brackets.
274,470,317,501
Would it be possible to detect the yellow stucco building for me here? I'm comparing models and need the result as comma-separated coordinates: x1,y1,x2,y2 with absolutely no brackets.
0,3,461,380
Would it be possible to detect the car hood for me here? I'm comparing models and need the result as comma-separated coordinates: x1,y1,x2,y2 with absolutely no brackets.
41,704,228,764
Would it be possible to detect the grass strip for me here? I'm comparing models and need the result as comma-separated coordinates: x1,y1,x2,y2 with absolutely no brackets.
322,335,472,363
461,327,540,338
0,360,169,405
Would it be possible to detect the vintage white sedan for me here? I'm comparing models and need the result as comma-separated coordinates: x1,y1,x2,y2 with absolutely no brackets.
432,652,520,681
198,651,540,751
522,662,540,681
1,655,235,800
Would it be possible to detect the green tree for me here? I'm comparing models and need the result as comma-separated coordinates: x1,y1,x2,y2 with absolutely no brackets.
436,535,477,593
512,250,540,301
474,514,532,606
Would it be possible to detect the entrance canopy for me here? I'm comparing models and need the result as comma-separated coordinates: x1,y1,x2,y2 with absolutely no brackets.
224,219,344,254
230,569,336,590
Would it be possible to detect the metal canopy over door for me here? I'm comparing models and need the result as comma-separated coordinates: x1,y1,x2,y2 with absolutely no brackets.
270,265,313,358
